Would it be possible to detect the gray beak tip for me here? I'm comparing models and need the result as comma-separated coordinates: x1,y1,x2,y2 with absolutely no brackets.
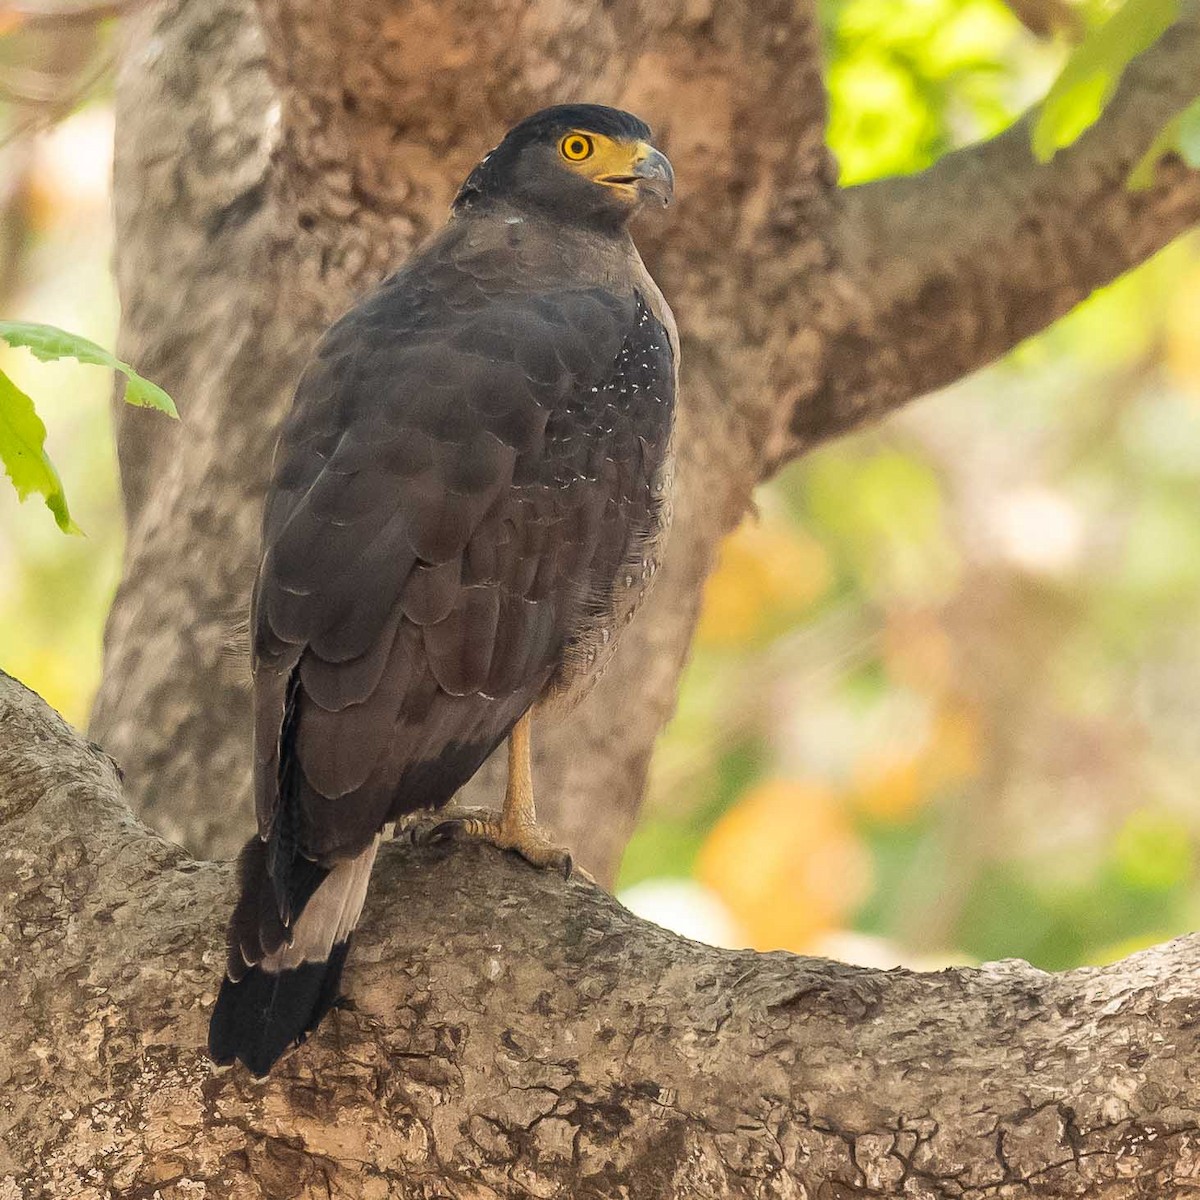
633,147,675,207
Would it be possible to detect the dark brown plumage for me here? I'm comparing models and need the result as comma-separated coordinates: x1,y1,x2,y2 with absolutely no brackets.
209,104,677,1075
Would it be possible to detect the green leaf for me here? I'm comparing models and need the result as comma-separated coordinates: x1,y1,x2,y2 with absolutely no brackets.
0,321,178,417
0,368,80,534
1129,96,1200,189
1176,95,1200,166
1032,0,1179,163
1128,111,1184,189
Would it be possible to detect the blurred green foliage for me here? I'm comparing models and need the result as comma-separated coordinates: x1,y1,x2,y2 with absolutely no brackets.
1033,0,1179,161
0,364,77,533
0,101,122,726
623,0,1200,973
1132,95,1200,187
0,320,176,530
1028,0,1200,187
822,0,1042,185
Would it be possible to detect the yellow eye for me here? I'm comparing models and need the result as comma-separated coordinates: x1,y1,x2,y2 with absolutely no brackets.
559,133,594,162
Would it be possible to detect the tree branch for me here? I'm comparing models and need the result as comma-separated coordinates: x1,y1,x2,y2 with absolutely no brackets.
6,669,1200,1196
787,0,1200,450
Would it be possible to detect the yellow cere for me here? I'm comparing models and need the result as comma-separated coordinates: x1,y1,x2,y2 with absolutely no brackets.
557,131,653,189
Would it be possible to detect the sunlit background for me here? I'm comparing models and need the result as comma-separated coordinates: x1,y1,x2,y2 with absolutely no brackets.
4,0,1200,972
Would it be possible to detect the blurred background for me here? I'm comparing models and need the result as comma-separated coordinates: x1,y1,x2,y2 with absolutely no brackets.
3,0,1200,972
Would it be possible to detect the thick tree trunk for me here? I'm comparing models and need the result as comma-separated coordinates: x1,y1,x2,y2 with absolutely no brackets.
10,671,1200,1198
88,0,1200,881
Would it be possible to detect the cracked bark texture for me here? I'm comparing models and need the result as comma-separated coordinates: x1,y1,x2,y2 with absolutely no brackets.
10,671,1200,1198
88,0,1200,879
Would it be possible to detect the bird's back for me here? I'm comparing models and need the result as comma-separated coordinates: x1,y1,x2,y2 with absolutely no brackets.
232,208,676,921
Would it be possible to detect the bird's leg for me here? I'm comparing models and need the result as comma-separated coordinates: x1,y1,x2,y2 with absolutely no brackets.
497,711,584,874
411,711,583,879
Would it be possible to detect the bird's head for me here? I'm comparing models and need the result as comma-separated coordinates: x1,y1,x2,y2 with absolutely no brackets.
453,104,674,232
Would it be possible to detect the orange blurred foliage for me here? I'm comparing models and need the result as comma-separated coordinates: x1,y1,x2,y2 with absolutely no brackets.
695,515,831,649
695,778,873,952
921,703,982,791
851,750,923,823
881,608,955,694
851,703,982,824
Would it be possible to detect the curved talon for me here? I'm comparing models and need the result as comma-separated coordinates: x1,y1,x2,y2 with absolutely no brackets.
407,821,442,848
564,857,597,886
408,807,494,847
413,821,454,846
429,817,492,844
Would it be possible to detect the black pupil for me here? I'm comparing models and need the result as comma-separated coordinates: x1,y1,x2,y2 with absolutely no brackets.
570,138,586,156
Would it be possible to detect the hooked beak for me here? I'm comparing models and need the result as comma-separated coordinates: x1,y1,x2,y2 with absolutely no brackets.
630,145,675,207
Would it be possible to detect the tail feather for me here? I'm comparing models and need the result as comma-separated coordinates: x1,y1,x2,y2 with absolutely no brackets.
208,942,353,1077
209,835,379,1075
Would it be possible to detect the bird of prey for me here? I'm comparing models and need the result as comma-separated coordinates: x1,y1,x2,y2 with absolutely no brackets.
208,104,677,1075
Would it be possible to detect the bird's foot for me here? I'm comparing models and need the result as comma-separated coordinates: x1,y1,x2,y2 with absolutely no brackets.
408,806,589,882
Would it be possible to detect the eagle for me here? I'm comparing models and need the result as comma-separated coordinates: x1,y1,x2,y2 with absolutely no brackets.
208,104,677,1075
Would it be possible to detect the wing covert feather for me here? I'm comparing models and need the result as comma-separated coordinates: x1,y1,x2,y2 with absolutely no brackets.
251,235,675,863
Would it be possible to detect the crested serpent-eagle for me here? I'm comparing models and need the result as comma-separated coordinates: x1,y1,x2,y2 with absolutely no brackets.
208,103,678,1076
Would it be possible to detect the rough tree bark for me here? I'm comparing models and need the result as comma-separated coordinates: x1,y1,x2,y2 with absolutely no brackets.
9,671,1200,1198
88,0,1200,880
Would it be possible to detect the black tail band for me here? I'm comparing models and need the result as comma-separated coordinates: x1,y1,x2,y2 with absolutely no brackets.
208,938,352,1076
